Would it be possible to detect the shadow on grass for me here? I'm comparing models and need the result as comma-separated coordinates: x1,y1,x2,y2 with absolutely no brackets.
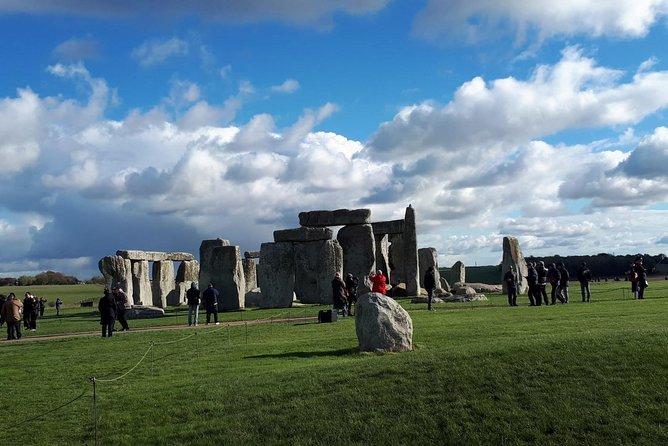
245,346,358,360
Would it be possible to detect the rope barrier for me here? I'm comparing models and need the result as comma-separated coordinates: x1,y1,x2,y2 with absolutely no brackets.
15,388,88,427
95,343,155,383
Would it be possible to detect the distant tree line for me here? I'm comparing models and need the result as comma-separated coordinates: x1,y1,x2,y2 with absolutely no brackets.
525,253,666,278
0,271,108,286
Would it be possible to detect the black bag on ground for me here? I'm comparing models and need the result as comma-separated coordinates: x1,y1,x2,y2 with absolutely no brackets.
318,310,338,323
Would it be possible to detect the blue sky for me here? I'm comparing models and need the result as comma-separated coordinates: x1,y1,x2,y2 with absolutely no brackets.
0,1,667,278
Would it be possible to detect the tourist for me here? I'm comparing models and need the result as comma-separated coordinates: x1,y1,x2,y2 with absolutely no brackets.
38,297,46,318
55,298,63,316
1,293,23,340
369,270,388,295
344,273,358,316
202,283,220,325
503,266,518,307
23,293,37,331
536,261,549,305
633,258,648,299
557,263,570,303
424,266,437,311
628,263,638,299
577,262,592,302
114,287,130,331
526,262,538,306
186,283,200,326
0,294,6,327
98,289,116,338
547,263,562,305
332,272,348,316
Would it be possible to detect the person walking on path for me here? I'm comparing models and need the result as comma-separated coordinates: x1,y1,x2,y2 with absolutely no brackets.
547,263,563,305
369,270,388,295
55,298,63,316
557,263,570,304
332,272,349,316
633,258,648,299
344,273,358,316
504,266,518,307
114,288,130,331
577,262,592,302
536,261,549,306
186,283,201,326
98,289,116,338
1,293,23,340
202,283,220,325
424,266,438,311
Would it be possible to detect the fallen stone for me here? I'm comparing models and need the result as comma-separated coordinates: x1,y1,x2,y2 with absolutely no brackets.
337,224,376,294
502,236,528,294
125,305,165,319
465,283,502,293
259,242,295,308
244,251,260,259
452,285,476,296
299,208,371,227
371,219,404,235
439,277,451,292
386,282,407,298
274,227,333,242
355,292,413,352
411,296,444,304
294,239,343,304
418,247,440,289
199,238,230,291
209,246,245,311
441,294,487,302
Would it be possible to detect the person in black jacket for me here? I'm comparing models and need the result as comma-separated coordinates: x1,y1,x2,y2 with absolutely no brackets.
557,263,570,303
98,289,116,338
424,266,437,311
113,287,130,331
633,259,648,299
547,263,563,305
186,283,200,326
23,293,37,331
504,266,518,307
576,262,592,302
526,262,539,306
344,273,358,316
332,273,348,316
536,261,549,305
202,283,220,325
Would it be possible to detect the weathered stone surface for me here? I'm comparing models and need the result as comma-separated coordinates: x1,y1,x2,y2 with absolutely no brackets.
502,236,528,294
174,260,200,305
152,261,176,308
465,283,502,293
274,227,333,242
355,292,413,352
337,224,376,294
116,250,195,261
388,233,405,285
299,208,371,227
411,296,444,304
418,247,440,289
452,285,476,296
209,246,245,311
175,281,197,306
199,238,230,291
375,234,391,282
131,260,151,305
244,288,263,307
244,251,260,259
403,205,419,296
386,282,407,298
242,258,257,293
259,242,295,308
450,261,466,284
98,256,133,299
294,240,343,304
439,277,451,292
442,294,487,302
126,305,165,319
371,219,404,235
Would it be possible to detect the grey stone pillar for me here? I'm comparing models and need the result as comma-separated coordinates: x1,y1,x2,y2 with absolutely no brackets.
199,238,230,292
388,233,405,285
98,255,133,299
418,247,440,288
259,242,295,308
403,205,419,296
294,239,343,304
337,224,376,294
502,236,528,294
210,246,246,311
242,258,257,293
175,260,200,305
375,234,391,284
451,261,466,284
152,261,176,308
131,260,151,305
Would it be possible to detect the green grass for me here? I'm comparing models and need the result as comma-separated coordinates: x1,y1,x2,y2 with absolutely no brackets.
0,283,104,307
0,281,666,444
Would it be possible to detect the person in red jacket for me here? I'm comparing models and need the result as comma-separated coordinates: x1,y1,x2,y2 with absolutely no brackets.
369,270,387,295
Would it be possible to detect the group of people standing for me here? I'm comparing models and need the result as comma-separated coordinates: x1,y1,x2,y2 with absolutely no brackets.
97,287,131,338
505,261,588,307
332,270,389,316
1,293,64,340
628,258,648,299
185,282,221,326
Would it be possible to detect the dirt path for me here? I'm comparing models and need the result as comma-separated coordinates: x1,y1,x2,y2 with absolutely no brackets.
1,316,317,345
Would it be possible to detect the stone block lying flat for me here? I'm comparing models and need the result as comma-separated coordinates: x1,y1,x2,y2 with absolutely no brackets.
274,227,333,242
244,251,260,259
298,209,371,227
116,250,195,261
371,219,404,235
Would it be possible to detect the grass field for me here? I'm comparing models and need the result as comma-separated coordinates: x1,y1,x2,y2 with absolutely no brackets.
0,281,666,444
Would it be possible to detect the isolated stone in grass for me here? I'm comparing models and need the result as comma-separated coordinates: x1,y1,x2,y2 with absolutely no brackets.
355,292,413,352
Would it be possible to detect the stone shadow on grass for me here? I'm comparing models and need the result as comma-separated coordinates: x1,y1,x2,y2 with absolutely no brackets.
245,346,358,360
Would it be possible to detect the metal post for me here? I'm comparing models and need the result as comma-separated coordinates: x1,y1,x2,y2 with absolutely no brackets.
91,377,98,446
245,322,248,346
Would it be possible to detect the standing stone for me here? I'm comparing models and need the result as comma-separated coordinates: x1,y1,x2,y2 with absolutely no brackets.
174,260,200,305
294,240,343,304
242,258,257,293
403,205,419,296
502,236,528,294
259,242,295,308
131,260,151,305
152,261,176,308
98,255,133,299
298,208,371,227
209,246,245,311
451,261,466,284
337,224,376,294
199,238,230,291
418,247,440,288
375,234,391,283
388,233,405,285
355,292,413,352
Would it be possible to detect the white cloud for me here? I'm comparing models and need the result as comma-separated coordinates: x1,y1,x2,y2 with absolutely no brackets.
414,0,668,43
271,79,300,94
52,36,99,60
131,37,189,67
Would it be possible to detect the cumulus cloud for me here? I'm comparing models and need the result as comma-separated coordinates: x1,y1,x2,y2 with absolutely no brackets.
413,0,668,43
131,37,189,67
271,79,300,94
52,36,99,60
